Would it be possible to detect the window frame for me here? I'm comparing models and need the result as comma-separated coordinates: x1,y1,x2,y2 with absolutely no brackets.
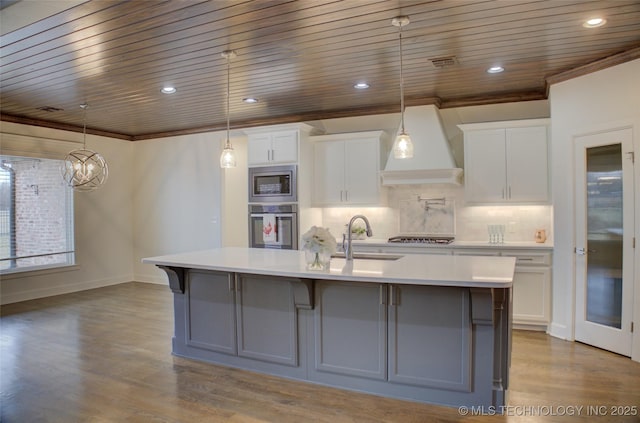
0,154,76,275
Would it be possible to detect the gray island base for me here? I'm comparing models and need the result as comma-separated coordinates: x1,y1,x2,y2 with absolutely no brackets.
144,248,515,410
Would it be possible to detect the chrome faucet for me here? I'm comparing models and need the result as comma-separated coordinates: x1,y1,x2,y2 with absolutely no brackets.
343,215,373,261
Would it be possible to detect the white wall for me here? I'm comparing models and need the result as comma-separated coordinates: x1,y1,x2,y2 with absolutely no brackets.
221,135,248,247
0,123,135,304
132,132,229,283
549,59,640,361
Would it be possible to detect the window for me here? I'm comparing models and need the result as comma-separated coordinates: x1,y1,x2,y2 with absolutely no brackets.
0,155,74,274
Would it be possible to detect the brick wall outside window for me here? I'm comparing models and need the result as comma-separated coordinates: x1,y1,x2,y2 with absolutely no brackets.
0,156,74,272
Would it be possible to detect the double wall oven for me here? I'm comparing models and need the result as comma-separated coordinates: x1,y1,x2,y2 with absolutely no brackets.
248,165,298,250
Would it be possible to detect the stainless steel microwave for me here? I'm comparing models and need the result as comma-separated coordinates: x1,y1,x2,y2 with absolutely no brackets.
248,165,297,203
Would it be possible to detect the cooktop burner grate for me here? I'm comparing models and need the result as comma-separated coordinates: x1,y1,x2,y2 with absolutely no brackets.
387,235,455,244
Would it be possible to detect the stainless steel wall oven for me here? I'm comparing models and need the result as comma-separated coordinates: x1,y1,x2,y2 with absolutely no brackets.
249,204,297,249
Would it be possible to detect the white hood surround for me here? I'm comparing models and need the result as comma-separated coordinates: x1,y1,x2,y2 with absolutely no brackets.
381,105,463,185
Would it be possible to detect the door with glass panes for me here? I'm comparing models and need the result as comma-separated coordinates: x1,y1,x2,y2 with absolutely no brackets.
574,128,634,356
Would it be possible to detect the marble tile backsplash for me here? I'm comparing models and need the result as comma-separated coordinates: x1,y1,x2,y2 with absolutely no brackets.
320,183,553,243
320,207,399,241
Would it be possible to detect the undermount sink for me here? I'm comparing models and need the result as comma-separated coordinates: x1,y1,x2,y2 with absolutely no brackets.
331,252,403,261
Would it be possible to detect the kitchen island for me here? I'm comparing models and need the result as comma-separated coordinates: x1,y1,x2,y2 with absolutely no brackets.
143,247,515,409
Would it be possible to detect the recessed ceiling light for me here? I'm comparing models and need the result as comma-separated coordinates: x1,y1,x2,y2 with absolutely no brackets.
243,97,259,104
583,17,606,28
161,86,176,94
354,82,370,89
487,66,504,74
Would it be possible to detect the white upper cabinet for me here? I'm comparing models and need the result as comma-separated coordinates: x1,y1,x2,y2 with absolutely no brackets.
247,130,298,166
311,131,386,206
460,120,550,204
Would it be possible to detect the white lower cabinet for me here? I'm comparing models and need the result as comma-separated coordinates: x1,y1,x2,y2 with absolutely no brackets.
453,249,551,329
511,266,551,327
507,251,551,328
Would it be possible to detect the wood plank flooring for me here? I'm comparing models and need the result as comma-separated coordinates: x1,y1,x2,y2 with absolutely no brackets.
1,282,639,422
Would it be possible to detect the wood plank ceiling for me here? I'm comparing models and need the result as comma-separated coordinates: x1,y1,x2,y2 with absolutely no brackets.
1,0,640,141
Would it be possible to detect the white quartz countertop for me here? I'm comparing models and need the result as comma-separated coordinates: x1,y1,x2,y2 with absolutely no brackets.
143,247,515,288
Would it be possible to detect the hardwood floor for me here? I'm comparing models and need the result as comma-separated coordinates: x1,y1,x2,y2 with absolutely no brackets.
1,282,639,422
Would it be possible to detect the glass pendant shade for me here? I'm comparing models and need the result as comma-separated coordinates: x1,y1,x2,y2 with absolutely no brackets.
220,141,236,168
393,132,414,159
61,104,108,191
219,50,237,168
392,16,414,160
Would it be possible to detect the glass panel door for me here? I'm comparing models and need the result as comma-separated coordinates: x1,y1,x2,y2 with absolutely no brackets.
574,128,634,357
585,144,622,328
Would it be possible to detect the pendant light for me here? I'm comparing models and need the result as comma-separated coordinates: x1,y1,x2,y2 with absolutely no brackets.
61,103,108,191
391,16,414,159
219,50,237,168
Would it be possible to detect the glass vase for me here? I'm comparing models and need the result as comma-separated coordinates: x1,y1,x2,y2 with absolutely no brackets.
305,249,331,271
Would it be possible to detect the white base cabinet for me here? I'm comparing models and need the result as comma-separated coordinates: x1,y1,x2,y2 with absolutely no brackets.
453,248,551,329
460,119,550,204
507,251,552,329
311,131,386,206
511,266,551,327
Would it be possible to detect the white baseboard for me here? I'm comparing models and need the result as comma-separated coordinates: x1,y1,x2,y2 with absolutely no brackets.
548,322,571,340
134,273,168,285
0,274,134,305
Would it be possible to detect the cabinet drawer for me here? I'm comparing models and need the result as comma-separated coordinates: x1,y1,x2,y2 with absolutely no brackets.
453,250,500,257
502,251,551,266
353,245,452,255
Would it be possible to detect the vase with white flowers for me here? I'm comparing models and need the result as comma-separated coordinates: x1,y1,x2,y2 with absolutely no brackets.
301,226,337,270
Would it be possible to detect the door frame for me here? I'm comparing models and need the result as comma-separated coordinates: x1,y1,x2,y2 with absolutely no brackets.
570,123,638,361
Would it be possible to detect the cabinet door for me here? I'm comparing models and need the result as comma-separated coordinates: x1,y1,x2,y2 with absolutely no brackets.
186,270,237,355
512,266,551,325
236,275,299,366
313,140,345,205
344,138,380,204
247,134,273,165
464,129,506,203
388,285,471,391
271,131,298,163
506,126,548,202
314,281,387,380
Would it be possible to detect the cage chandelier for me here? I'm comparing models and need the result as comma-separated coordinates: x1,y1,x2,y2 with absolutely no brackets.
61,103,109,191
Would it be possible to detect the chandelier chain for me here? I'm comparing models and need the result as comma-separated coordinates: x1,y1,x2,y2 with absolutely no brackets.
81,103,88,149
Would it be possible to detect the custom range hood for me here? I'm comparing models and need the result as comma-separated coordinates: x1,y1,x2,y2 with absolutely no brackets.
381,105,463,185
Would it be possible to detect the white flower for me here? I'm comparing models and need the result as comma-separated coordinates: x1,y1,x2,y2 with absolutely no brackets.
301,226,337,255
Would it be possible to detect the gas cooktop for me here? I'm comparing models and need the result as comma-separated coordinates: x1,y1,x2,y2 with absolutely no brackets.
387,235,455,244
